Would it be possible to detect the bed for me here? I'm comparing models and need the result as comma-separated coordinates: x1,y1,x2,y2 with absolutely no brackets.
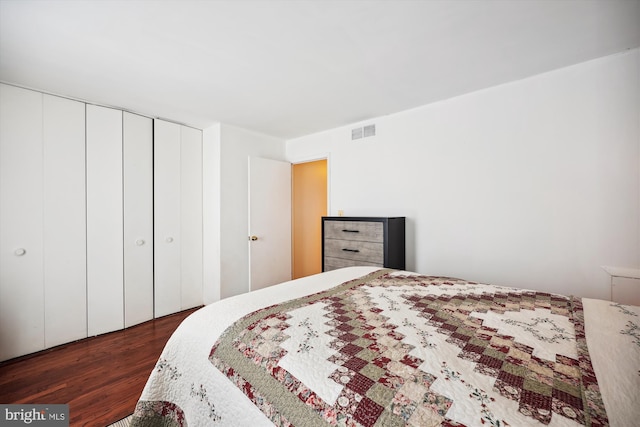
130,267,639,426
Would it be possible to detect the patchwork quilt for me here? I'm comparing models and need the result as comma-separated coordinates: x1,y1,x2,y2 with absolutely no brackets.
131,268,640,427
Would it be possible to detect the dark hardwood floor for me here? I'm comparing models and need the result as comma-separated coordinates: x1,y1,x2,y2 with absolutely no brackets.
0,307,199,426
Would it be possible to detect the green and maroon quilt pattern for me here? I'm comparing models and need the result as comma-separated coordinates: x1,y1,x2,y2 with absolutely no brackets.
209,270,607,427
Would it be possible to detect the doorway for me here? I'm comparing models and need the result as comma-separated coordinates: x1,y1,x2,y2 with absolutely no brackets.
292,159,327,279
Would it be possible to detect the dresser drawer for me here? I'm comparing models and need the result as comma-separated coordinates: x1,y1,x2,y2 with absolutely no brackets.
323,239,384,263
323,220,383,242
324,256,382,272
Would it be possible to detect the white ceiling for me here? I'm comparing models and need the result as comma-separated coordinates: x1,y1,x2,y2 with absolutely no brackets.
1,0,639,139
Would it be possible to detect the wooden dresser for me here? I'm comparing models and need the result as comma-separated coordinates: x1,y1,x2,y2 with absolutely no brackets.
322,217,405,272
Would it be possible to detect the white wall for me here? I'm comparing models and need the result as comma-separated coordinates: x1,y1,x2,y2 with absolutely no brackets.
287,49,640,300
217,124,286,299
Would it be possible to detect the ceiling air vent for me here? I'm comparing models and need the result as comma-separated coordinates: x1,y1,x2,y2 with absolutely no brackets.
363,124,376,137
351,124,375,140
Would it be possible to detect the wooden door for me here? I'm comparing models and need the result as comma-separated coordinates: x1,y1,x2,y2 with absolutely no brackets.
292,159,327,279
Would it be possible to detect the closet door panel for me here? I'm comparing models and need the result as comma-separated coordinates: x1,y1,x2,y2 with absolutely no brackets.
123,112,154,327
154,119,181,317
43,94,87,347
86,105,124,336
180,127,203,309
0,85,44,360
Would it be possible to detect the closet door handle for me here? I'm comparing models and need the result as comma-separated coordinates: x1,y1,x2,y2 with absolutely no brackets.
14,248,26,256
136,239,146,246
165,237,174,243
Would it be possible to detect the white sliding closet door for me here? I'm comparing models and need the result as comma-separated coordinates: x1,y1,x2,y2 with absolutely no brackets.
154,120,182,317
154,119,203,317
0,85,45,360
43,94,87,348
123,112,154,327
86,105,124,336
180,126,203,309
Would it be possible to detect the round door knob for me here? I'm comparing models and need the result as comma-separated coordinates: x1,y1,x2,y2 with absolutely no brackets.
136,239,145,246
250,235,258,241
165,237,174,243
14,248,26,256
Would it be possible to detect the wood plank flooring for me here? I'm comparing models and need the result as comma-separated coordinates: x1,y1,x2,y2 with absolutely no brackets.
0,307,199,426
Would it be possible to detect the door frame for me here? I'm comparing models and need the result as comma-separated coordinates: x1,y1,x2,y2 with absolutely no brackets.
290,153,331,214
290,154,331,278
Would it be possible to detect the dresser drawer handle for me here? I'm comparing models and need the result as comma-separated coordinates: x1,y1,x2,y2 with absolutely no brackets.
342,248,360,253
342,229,360,233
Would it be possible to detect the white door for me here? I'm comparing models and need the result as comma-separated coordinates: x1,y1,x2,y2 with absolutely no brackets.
180,126,203,310
0,84,45,360
154,120,203,316
123,112,154,327
43,94,87,347
154,119,182,317
86,105,124,336
0,85,86,360
248,157,292,291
